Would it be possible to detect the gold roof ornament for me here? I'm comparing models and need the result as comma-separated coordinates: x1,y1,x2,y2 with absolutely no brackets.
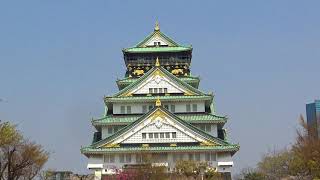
154,21,160,31
155,97,161,107
155,57,160,67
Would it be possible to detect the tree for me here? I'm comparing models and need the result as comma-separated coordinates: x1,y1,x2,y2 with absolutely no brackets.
0,121,49,180
289,116,320,179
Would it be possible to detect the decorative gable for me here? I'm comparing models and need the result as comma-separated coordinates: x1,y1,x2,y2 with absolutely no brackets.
130,70,185,95
135,22,179,48
143,34,171,47
117,67,202,97
98,107,220,148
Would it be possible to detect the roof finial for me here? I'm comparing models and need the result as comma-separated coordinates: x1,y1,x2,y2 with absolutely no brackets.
155,57,160,67
154,21,160,31
156,97,161,107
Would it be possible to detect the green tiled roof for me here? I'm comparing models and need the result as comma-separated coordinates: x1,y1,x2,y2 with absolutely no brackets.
92,113,227,126
81,145,239,154
91,107,230,149
105,95,212,103
116,76,200,90
123,46,192,53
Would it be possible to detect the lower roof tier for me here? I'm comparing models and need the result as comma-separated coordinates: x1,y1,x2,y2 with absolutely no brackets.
105,95,213,103
92,113,227,126
81,144,239,156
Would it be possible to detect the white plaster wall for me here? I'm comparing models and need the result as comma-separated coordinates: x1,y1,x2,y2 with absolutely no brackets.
88,155,103,165
217,152,233,172
145,36,169,46
113,101,205,114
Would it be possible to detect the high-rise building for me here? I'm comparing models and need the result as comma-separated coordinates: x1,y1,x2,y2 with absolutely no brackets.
81,23,239,179
306,100,320,138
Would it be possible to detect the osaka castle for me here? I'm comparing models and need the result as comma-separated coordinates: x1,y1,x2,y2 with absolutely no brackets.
81,22,239,178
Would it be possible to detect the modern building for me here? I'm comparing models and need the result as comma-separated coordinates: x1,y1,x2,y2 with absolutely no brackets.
306,100,320,138
81,23,239,179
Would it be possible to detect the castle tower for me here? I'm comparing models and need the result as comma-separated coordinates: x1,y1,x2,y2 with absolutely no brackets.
81,23,239,179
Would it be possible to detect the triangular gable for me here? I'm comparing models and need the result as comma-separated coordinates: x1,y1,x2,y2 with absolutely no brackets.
94,107,229,148
114,67,204,97
135,30,180,48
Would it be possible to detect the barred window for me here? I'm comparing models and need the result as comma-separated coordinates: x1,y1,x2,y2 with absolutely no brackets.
142,133,146,139
172,132,177,138
127,106,131,114
142,105,147,113
186,104,191,112
120,106,125,114
160,133,164,138
192,104,197,112
171,105,175,113
165,132,170,138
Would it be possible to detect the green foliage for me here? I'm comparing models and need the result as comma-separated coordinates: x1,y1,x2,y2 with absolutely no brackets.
239,116,320,180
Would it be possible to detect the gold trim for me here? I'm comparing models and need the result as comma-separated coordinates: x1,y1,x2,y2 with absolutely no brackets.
104,143,120,148
155,57,160,67
170,143,177,147
155,97,161,107
154,21,160,31
142,144,149,148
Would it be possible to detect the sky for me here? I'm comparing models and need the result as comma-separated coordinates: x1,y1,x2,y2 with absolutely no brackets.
1,0,320,175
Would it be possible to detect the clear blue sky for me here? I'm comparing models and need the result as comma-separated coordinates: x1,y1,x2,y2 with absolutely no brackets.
1,0,320,175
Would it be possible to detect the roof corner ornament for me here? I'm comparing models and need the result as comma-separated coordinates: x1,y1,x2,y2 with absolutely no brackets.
154,21,160,31
156,97,162,107
155,57,160,67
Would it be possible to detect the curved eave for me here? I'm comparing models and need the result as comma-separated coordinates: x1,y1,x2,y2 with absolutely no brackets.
122,46,192,54
104,95,213,103
81,145,239,155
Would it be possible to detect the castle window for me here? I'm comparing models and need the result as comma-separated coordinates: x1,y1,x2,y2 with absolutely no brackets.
136,154,143,163
120,106,125,114
149,88,153,94
142,105,147,113
171,105,175,113
127,106,131,114
165,132,170,138
119,154,125,163
164,105,169,110
142,133,146,139
205,125,211,132
160,133,164,138
164,88,168,93
114,126,119,132
154,133,159,139
188,153,194,161
149,105,153,111
186,104,191,112
200,124,205,131
149,133,153,138
205,153,210,161
104,154,115,163
126,154,131,163
108,127,113,134
154,88,158,94
192,104,197,112
159,88,163,93
195,153,201,161
211,153,217,161
172,132,177,138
